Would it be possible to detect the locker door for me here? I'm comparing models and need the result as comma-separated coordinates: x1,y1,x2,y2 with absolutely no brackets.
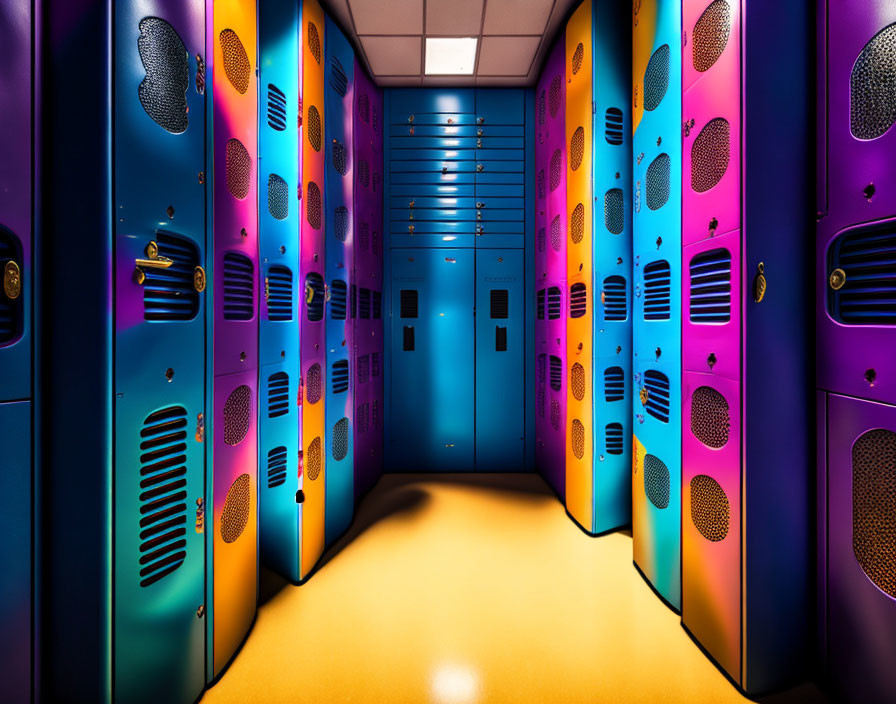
390,248,474,471
476,250,524,470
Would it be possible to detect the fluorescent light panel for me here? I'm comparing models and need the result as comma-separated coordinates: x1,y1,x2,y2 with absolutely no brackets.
425,37,477,75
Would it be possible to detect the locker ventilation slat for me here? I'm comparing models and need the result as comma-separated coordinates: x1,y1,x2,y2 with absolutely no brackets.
643,44,670,112
537,227,545,253
605,423,624,455
223,384,252,446
306,437,322,481
371,352,380,377
220,473,251,543
692,0,731,73
357,402,369,433
691,119,730,193
571,43,584,75
550,215,562,251
306,363,322,404
332,417,349,461
267,372,290,418
537,289,546,320
305,272,325,321
537,170,545,200
372,400,380,429
307,106,322,152
643,259,671,320
550,150,562,191
537,90,545,126
138,406,189,588
267,83,287,131
306,181,322,228
330,279,347,320
225,138,251,200
400,289,418,318
547,286,562,320
604,366,624,402
550,400,560,431
569,282,587,318
690,385,730,449
268,174,289,220
143,231,200,322
537,354,546,418
642,370,670,424
829,225,896,325
549,75,562,118
267,446,288,488
358,221,369,250
332,141,348,176
604,188,624,235
549,355,562,392
137,18,189,134
602,276,627,321
360,288,372,320
570,203,584,244
571,419,585,459
851,23,896,140
372,291,382,319
646,152,670,210
331,360,349,394
357,354,370,384
329,56,348,97
335,206,349,242
219,28,250,94
358,93,369,123
266,265,293,321
644,455,670,509
689,248,731,323
222,252,254,320
690,474,730,541
359,160,369,188
571,363,585,402
490,290,509,319
307,22,321,63
605,108,624,145
570,126,585,171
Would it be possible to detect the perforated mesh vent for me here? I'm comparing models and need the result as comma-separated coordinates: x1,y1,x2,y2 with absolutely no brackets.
334,206,349,241
330,279,347,320
305,272,324,321
549,355,562,392
570,203,584,244
829,224,896,325
226,138,251,200
605,108,624,145
0,229,23,343
692,0,731,73
307,105,322,151
332,418,349,460
267,447,287,489
537,90,545,125
646,153,670,210
220,473,251,544
570,282,587,318
307,22,321,64
690,474,730,541
642,370,670,423
223,385,251,446
550,215,562,251
267,83,287,131
359,92,370,123
331,360,349,394
604,366,624,402
550,400,560,431
266,265,292,321
306,363,322,404
852,429,896,598
138,406,188,587
691,119,730,193
570,127,585,171
537,170,545,200
549,75,562,118
547,287,562,320
537,228,546,253
604,189,624,235
267,372,289,418
606,423,624,455
538,386,545,418
222,252,254,321
219,29,250,94
332,140,348,176
643,44,670,112
851,24,896,140
602,276,627,321
690,386,730,448
357,354,370,385
306,181,322,230
689,248,731,323
357,402,369,433
371,352,380,377
359,160,369,188
268,174,289,220
550,149,562,191
307,437,322,481
137,18,189,134
571,43,584,75
329,57,347,96
644,455,670,509
143,232,200,322
644,259,671,320
571,419,585,459
571,363,585,401
538,353,546,384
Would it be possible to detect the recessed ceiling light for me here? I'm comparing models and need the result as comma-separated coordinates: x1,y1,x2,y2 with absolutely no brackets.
425,37,478,75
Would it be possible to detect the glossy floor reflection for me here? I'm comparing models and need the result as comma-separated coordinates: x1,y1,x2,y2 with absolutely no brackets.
202,474,826,703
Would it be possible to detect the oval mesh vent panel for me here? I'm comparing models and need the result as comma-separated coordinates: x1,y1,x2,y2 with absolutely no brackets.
690,474,730,541
691,118,730,193
644,259,671,320
549,354,562,391
606,423,624,455
304,272,324,321
604,188,624,235
267,446,287,489
0,229,23,344
550,215,562,252
570,203,585,244
219,29,250,94
605,366,624,402
572,43,584,75
571,363,585,401
307,22,321,64
223,385,251,446
549,75,562,118
537,170,545,200
602,276,627,321
334,206,349,242
829,225,896,325
143,232,200,322
225,138,251,200
643,44,670,112
852,429,896,598
851,24,896,140
332,140,348,175
220,473,251,544
643,370,670,423
306,363,322,404
359,93,370,123
137,18,189,134
689,248,731,323
537,90,546,126
646,153,670,210
267,372,289,418
138,406,188,587
266,265,293,321
307,437,322,480
569,282,587,319
307,105,322,152
306,181,322,229
268,174,289,220
359,160,369,188
690,385,730,448
550,149,562,191
332,418,349,461
570,126,585,171
571,419,585,459
692,0,731,73
550,400,560,431
222,252,254,320
644,454,670,509
547,287,562,320
267,83,287,131
605,108,624,145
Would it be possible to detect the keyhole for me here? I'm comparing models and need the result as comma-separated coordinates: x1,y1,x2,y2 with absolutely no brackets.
165,368,175,382
865,368,876,386
864,183,875,201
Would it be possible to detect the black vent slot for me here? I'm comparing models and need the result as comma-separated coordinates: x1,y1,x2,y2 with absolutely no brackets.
360,287,372,319
358,221,369,250
358,92,370,123
267,83,287,131
602,276,627,321
267,372,290,418
549,355,562,392
829,225,896,325
332,141,348,176
643,260,671,320
331,360,349,394
642,370,670,423
605,108,624,145
689,248,731,323
330,279,347,320
137,17,189,134
371,352,380,377
490,290,509,319
357,402,369,433
267,446,288,488
605,423,624,455
305,272,325,321
222,252,254,321
403,327,415,351
143,232,200,322
351,283,357,319
266,265,293,321
547,286,562,320
268,174,289,220
537,289,546,320
372,291,382,319
329,56,348,96
0,228,23,343
570,282,587,318
357,354,370,385
400,289,418,318
604,366,624,402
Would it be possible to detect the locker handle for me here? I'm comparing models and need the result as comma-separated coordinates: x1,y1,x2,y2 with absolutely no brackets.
135,257,173,269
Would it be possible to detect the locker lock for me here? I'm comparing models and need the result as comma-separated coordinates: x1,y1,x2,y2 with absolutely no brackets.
476,164,484,172
408,114,415,123
477,117,485,124
829,268,846,291
3,260,21,300
193,266,206,292
476,202,484,209
134,240,174,285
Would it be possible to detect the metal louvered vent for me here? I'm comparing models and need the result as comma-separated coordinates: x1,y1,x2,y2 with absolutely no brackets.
550,149,562,191
490,290,508,318
143,232,200,322
137,18,189,134
550,215,562,252
644,455,670,509
691,119,730,193
690,474,730,541
690,385,730,448
359,287,372,319
602,276,627,321
267,372,289,418
571,43,584,75
537,289,546,320
605,423,623,455
550,400,560,431
646,153,670,210
332,140,348,176
225,138,251,200
267,83,287,131
570,203,584,244
604,188,624,235
219,29,250,94
538,353,546,384
537,170,545,200
329,279,347,320
221,473,251,543
400,289,418,318
358,92,370,123
851,24,896,140
371,352,380,377
223,385,251,446
547,286,562,320
537,90,545,125
852,429,896,598
604,366,624,402
0,229,23,343
644,44,670,112
334,206,349,241
357,354,370,384
373,291,382,319
570,126,585,171
268,174,289,220
332,418,349,460
569,282,587,318
350,284,357,319
330,57,347,96
549,75,562,118
571,419,585,459
307,105,322,151
359,160,369,188
306,437,322,480
549,355,562,392
266,265,292,321
357,402,369,433
571,363,585,401
138,406,189,587
605,108,624,145
642,370,670,423
306,363,322,404
331,360,349,394
222,252,254,320
307,22,321,64
689,248,731,323
306,181,322,229
829,225,896,325
305,272,324,321
372,399,380,429
643,259,671,320
372,106,379,133
358,222,369,250
693,0,731,73
267,446,288,489
537,227,546,253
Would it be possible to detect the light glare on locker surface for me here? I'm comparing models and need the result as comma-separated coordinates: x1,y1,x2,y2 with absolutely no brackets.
425,37,477,75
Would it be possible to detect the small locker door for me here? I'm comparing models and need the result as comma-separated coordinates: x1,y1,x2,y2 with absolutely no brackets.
476,249,524,470
390,248,474,471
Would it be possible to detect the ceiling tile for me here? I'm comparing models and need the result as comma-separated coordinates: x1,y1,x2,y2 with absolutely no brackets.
425,0,483,35
483,0,552,35
476,36,541,76
349,0,423,35
360,35,422,76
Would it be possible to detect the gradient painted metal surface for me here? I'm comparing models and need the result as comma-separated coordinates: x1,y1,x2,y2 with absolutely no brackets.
209,0,259,677
258,0,301,582
631,0,682,609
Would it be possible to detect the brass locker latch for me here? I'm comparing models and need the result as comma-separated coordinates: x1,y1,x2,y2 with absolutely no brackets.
193,266,206,292
3,260,21,300
134,240,173,285
829,268,846,291
753,262,767,303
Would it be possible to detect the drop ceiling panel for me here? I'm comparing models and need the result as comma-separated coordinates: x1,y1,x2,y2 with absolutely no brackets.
350,0,423,35
361,36,422,76
426,0,484,35
477,36,541,76
483,0,552,35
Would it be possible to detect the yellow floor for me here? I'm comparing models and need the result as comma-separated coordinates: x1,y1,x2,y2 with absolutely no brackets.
203,474,826,704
